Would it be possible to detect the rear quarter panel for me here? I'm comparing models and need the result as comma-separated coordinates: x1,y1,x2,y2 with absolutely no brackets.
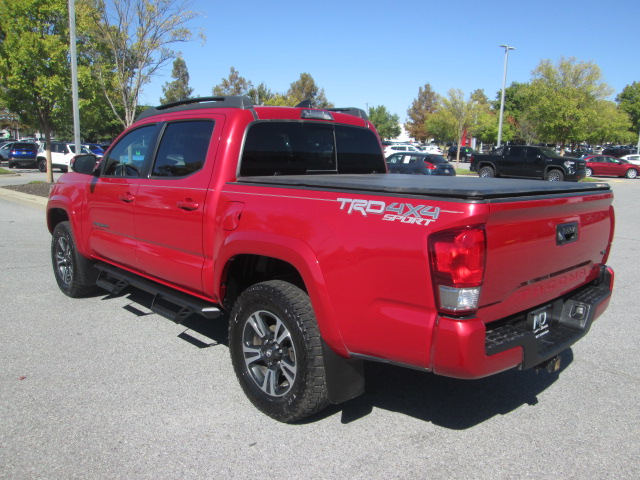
216,182,490,367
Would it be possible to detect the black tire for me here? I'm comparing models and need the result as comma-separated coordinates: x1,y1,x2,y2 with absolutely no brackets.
546,169,564,181
8,161,15,169
625,168,638,179
51,221,98,298
478,166,495,178
585,167,593,177
229,280,328,423
37,158,47,172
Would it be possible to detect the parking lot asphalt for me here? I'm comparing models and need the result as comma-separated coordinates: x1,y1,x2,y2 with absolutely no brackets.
0,177,638,480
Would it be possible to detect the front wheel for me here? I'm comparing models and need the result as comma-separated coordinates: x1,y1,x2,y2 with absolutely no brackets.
478,166,495,178
229,280,328,423
585,167,593,177
625,168,638,179
546,169,564,181
51,221,98,297
37,158,47,172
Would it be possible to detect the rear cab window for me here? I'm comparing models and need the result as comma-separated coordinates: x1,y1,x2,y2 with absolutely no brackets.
239,121,384,176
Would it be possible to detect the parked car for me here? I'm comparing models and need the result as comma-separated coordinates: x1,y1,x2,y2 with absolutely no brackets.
0,141,15,161
420,144,443,154
602,147,636,158
83,143,105,155
620,154,640,166
470,145,585,181
37,142,94,172
384,144,421,157
583,155,639,179
7,142,39,168
386,152,456,175
447,145,475,161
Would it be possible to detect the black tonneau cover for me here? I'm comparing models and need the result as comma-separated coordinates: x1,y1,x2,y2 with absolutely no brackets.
236,174,611,201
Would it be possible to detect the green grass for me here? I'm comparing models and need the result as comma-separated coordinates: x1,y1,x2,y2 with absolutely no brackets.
28,180,49,184
0,167,12,175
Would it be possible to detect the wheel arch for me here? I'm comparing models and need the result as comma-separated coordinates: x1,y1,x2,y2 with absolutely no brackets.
216,232,346,355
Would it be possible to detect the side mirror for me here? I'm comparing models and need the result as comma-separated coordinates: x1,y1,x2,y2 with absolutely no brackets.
71,154,99,175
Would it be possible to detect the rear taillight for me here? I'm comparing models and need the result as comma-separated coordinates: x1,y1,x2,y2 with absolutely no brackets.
428,226,486,315
423,161,436,170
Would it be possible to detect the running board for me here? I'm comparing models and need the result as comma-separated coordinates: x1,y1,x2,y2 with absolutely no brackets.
95,263,222,322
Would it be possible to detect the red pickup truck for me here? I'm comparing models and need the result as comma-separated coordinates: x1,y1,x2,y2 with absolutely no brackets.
47,97,615,422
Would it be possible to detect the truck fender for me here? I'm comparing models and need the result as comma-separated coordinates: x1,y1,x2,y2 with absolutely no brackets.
215,231,348,356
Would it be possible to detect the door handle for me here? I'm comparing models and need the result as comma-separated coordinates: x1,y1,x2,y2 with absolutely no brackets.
119,193,135,203
177,200,199,211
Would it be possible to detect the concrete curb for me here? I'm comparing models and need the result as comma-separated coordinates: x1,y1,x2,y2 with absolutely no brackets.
0,188,47,211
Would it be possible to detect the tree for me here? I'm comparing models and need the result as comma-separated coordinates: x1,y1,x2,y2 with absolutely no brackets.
0,0,72,182
405,83,440,143
248,82,274,105
525,57,612,153
367,105,400,140
160,56,193,104
84,0,200,127
212,66,253,96
617,82,640,133
426,89,487,166
492,81,535,144
286,73,332,108
585,100,634,145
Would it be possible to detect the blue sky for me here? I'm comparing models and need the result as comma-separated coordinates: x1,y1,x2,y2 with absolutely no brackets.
139,0,640,121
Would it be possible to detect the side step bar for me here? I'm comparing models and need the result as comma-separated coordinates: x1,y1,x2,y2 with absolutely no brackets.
95,263,222,323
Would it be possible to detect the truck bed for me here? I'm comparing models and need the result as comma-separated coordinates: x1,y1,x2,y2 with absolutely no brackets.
237,174,611,201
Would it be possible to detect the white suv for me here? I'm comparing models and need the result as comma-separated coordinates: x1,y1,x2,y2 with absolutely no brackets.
383,144,422,158
37,142,94,172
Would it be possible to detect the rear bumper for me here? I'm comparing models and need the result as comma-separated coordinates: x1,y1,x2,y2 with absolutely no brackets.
430,265,613,379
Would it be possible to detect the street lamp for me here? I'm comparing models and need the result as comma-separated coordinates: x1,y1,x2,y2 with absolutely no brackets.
497,44,515,148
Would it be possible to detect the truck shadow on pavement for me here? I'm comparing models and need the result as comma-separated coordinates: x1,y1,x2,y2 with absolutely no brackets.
109,288,572,429
330,350,573,428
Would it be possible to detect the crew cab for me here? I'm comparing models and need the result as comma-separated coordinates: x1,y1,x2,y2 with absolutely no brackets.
47,97,614,422
470,145,586,181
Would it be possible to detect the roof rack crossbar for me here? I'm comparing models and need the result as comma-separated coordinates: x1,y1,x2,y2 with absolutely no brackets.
136,96,255,121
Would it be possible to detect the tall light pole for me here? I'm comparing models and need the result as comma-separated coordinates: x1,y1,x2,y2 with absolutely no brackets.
68,0,81,155
497,44,515,148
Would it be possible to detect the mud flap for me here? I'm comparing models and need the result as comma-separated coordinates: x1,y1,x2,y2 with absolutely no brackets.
321,340,365,405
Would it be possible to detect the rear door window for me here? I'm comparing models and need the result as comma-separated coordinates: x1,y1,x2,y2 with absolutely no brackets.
151,121,214,177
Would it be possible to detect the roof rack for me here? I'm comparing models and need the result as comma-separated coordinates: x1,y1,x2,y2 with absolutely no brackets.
136,96,255,122
327,107,369,120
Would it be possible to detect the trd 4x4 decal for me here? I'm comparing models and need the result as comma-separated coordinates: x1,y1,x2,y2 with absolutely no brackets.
337,198,440,226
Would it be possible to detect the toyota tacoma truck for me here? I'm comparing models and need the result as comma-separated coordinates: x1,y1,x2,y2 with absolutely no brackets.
47,97,615,422
470,145,587,181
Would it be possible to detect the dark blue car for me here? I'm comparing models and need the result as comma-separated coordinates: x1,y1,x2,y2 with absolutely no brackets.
8,142,39,169
386,152,456,176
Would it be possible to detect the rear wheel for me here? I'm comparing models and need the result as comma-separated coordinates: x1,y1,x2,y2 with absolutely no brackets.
585,167,593,177
229,280,328,423
546,169,564,181
478,166,495,178
625,168,638,179
37,158,47,172
8,161,15,169
51,221,98,297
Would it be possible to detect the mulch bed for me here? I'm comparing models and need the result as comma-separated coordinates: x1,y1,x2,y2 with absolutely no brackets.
1,183,53,198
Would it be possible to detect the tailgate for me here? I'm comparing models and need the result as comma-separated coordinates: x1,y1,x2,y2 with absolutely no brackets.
479,190,614,323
